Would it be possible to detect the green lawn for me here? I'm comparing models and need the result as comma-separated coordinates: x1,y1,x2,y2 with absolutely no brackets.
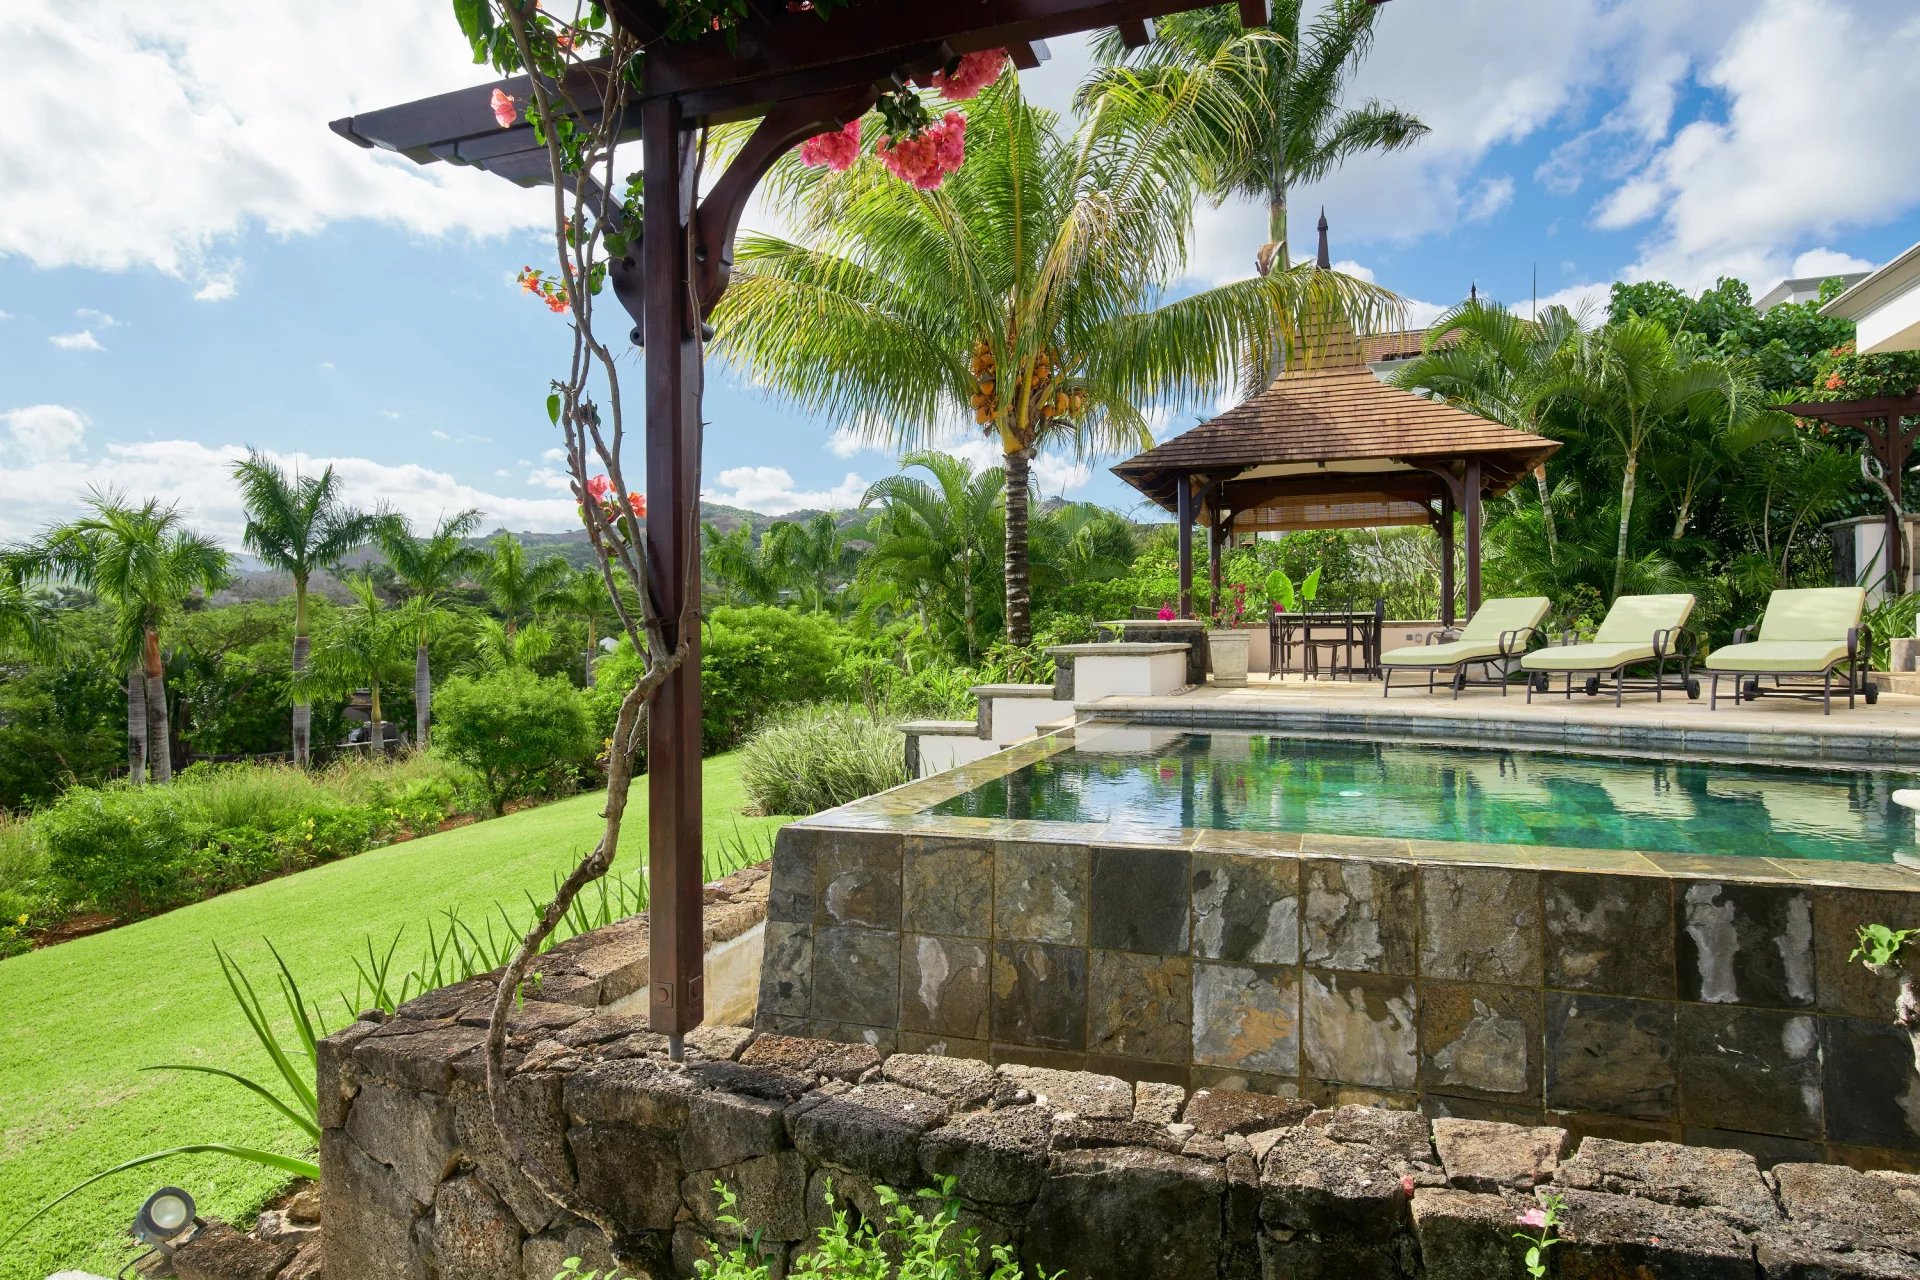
0,754,786,1280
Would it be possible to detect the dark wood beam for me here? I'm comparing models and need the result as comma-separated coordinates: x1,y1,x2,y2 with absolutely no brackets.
1118,18,1152,46
1008,39,1051,69
1238,0,1267,25
1177,478,1195,619
1463,457,1483,616
1221,470,1443,513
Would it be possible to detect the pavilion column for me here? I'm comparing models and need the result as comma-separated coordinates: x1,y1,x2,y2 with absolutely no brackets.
1208,515,1224,606
641,96,706,1041
1438,489,1456,628
1464,457,1483,616
1177,478,1195,619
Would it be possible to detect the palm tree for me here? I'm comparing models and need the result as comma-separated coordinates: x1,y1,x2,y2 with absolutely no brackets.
1028,501,1140,596
765,513,854,613
716,72,1393,645
458,616,558,677
231,454,377,766
23,495,229,783
1390,299,1585,562
1086,0,1428,277
295,575,414,757
375,510,487,747
540,567,621,685
479,533,571,637
0,559,56,662
703,524,784,606
855,451,1006,660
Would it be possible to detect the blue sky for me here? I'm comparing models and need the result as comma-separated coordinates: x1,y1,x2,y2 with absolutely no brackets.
5,0,1920,546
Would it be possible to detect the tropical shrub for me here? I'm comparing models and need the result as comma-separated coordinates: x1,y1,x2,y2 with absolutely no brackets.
0,813,49,957
740,703,907,817
37,783,206,917
433,668,595,815
701,607,846,751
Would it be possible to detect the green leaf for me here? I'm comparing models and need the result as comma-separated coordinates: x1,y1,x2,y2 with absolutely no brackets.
546,393,563,425
1302,566,1322,603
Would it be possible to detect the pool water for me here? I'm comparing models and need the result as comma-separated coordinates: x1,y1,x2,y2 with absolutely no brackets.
931,728,1911,863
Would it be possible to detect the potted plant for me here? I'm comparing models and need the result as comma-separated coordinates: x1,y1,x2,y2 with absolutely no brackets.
1206,584,1253,687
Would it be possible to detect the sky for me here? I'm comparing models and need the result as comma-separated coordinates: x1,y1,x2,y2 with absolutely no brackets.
4,0,1920,546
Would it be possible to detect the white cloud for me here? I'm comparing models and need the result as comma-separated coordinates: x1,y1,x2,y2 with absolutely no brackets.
1,0,546,288
74,308,119,328
318,361,334,371
0,310,12,321
1600,0,1920,290
1464,176,1516,223
430,430,452,441
0,435,579,545
1532,280,1614,323
193,263,240,302
2,404,89,463
49,329,104,352
1790,248,1876,279
379,409,402,420
705,466,869,514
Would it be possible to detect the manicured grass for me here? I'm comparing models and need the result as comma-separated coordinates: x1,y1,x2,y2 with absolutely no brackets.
0,754,787,1280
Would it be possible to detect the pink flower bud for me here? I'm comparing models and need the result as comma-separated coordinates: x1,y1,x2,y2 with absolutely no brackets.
490,88,517,129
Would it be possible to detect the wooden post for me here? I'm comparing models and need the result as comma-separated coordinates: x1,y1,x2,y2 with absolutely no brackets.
1464,457,1483,616
1438,487,1456,628
642,96,706,1042
1208,516,1224,607
1177,478,1194,619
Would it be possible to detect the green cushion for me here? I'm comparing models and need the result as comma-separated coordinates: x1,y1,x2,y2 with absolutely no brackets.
1456,596,1552,643
1522,642,1656,672
1381,639,1508,667
1705,640,1851,673
1593,593,1695,643
1756,587,1865,642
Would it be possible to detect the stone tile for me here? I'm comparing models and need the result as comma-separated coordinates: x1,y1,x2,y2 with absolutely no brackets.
1674,881,1816,1008
1545,993,1676,1122
1191,850,1300,964
1300,968,1418,1091
1419,981,1541,1103
993,841,1088,945
1420,1095,1546,1129
1084,1054,1190,1090
1543,872,1674,999
1301,857,1417,975
1418,866,1542,987
896,1030,990,1060
901,837,992,938
991,941,1088,1052
768,827,821,923
1821,1015,1920,1151
1812,886,1920,1019
1300,833,1412,860
813,832,903,930
1192,962,1300,1076
1089,846,1191,955
756,920,812,1019
1189,1064,1299,1097
899,934,990,1041
810,926,900,1027
1676,1004,1823,1140
1087,950,1191,1063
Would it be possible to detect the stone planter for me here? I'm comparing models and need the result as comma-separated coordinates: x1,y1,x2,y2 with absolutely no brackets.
1206,629,1250,687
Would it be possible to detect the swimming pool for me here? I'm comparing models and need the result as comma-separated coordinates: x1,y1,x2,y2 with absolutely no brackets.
930,726,1910,863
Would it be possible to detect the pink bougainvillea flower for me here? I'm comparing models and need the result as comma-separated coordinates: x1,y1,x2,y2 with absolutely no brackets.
554,28,575,52
798,119,862,171
1400,1175,1415,1197
627,492,647,518
1157,605,1176,621
586,474,612,502
877,113,968,190
929,50,1008,101
1519,1208,1549,1229
490,88,518,129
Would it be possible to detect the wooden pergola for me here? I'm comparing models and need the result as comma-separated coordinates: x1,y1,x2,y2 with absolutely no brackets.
332,0,1291,1040
1113,266,1558,626
1775,393,1920,594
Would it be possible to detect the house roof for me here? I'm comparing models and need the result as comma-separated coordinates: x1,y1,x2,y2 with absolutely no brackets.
1113,326,1559,529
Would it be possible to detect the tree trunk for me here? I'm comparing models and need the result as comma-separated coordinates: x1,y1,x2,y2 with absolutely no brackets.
292,578,312,767
584,615,597,688
1533,465,1558,563
126,660,148,785
1613,454,1638,601
1004,447,1033,646
370,681,386,758
414,640,432,748
144,629,173,784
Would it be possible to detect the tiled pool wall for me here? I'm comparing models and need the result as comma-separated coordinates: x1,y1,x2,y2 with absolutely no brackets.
756,734,1920,1169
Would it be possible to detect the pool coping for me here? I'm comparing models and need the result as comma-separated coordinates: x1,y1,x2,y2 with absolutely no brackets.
798,724,1920,893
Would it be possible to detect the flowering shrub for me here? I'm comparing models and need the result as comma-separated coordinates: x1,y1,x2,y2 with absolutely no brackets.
796,50,1006,190
798,119,862,171
518,266,571,314
1811,341,1920,400
927,49,1009,101
876,111,967,189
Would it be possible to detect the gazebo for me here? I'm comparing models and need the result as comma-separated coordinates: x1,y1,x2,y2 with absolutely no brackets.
1113,228,1559,626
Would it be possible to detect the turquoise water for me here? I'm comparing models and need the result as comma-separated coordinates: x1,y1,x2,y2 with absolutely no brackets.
931,728,1910,863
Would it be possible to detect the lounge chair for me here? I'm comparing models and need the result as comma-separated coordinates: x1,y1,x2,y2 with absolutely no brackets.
1704,586,1876,715
1380,596,1551,699
1522,593,1699,706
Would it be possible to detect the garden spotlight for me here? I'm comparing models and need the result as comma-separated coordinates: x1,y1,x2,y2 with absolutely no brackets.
131,1186,197,1249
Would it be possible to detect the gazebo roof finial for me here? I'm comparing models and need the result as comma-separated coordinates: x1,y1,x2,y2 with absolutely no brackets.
1470,281,1478,302
1316,207,1330,270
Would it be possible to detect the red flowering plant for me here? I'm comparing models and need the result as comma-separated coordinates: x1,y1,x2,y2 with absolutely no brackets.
796,48,1007,189
1792,341,1920,441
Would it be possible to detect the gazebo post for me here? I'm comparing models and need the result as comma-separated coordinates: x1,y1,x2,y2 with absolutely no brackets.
1438,488,1456,628
1464,457,1483,616
1208,515,1224,607
1177,477,1195,618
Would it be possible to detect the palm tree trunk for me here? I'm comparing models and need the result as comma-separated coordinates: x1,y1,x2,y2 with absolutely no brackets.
414,640,432,748
583,615,597,688
1533,465,1558,563
126,660,148,785
1613,454,1638,601
370,681,386,757
292,578,311,768
1004,448,1034,646
144,629,173,784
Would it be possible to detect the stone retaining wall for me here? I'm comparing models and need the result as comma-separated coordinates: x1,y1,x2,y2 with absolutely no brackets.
757,820,1920,1166
312,1023,1920,1280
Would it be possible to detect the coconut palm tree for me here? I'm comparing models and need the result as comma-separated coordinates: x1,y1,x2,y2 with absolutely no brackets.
540,566,622,685
765,512,854,613
231,454,377,766
479,533,571,637
715,71,1393,645
1086,0,1427,278
375,510,486,747
1390,299,1585,562
295,574,415,757
22,495,229,783
703,524,784,606
855,451,1006,660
